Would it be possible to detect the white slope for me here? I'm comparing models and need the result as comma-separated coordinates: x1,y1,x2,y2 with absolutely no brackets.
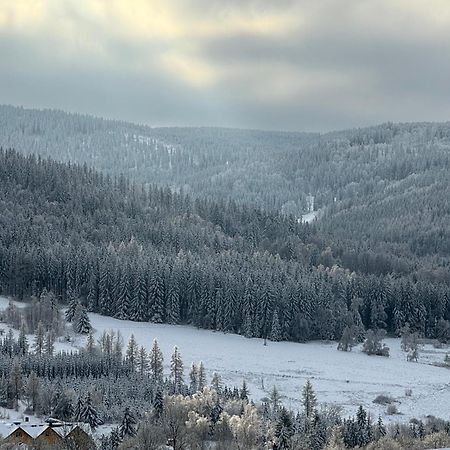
300,210,318,223
1,297,450,422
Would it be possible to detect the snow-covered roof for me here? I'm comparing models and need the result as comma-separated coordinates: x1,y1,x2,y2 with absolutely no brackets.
23,424,47,439
0,423,20,439
0,421,90,440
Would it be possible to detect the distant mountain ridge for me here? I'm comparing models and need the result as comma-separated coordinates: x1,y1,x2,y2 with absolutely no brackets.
1,104,450,282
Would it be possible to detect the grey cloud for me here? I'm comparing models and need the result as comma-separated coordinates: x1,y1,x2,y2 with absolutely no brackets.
1,1,450,131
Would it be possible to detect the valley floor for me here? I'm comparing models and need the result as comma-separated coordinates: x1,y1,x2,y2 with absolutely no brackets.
1,297,449,423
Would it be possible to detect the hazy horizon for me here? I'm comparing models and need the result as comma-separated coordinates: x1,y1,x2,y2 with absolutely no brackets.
1,1,450,131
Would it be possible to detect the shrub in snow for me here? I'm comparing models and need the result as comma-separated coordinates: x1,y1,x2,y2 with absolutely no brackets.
386,404,398,415
373,395,394,405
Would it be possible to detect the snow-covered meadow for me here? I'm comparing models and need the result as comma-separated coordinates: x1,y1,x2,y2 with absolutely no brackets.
1,296,450,423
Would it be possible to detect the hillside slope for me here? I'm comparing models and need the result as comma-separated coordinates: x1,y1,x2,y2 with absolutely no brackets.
1,149,450,344
1,105,450,281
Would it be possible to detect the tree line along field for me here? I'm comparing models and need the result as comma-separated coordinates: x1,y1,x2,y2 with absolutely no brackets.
1,296,450,450
1,148,450,347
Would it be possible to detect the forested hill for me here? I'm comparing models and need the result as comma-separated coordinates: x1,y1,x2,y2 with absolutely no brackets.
1,148,450,343
1,105,450,284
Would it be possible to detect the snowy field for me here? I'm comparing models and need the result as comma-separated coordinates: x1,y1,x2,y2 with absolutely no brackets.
2,297,450,423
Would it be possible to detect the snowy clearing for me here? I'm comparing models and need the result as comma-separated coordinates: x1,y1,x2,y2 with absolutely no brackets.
300,210,318,223
1,297,450,423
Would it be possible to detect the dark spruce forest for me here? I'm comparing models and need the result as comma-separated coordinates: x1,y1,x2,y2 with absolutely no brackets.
1,105,450,343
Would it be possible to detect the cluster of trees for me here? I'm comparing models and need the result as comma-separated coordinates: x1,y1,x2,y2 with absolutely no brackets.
2,106,450,283
1,149,450,345
1,310,450,449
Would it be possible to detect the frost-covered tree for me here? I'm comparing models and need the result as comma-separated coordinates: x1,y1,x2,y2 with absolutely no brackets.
65,296,79,323
44,329,54,356
74,304,91,334
197,361,206,392
270,311,282,342
120,406,137,438
81,392,102,430
211,372,222,393
362,329,389,357
274,407,294,449
126,334,138,372
74,396,84,422
149,339,164,385
18,322,28,355
138,346,148,375
189,363,198,393
337,326,356,352
302,379,317,419
170,346,184,394
33,321,45,355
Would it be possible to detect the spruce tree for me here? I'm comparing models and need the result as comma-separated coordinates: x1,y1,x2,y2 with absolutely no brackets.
81,392,102,430
166,281,180,325
211,372,222,393
240,380,249,401
189,362,198,393
270,311,282,341
33,321,45,356
170,346,184,394
150,271,164,323
197,361,206,391
126,334,138,372
270,386,281,417
74,304,92,334
44,329,54,356
86,329,96,354
274,407,294,450
302,379,317,419
153,388,164,420
74,396,84,422
119,407,137,438
138,346,148,375
149,339,164,384
18,322,28,355
65,296,79,323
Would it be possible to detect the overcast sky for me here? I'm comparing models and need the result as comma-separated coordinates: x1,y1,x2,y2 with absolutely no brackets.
0,0,449,131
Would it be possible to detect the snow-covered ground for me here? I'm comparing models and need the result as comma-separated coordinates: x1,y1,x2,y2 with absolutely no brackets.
1,297,450,422
300,210,318,223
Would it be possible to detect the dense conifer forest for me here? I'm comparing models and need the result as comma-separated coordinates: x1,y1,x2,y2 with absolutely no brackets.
1,105,449,283
1,148,450,343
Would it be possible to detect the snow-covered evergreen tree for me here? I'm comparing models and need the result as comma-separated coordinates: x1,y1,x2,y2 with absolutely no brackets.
270,310,282,341
302,379,317,419
74,304,92,334
44,329,54,356
138,346,148,375
33,321,45,355
126,334,138,372
65,296,79,323
74,396,84,422
119,406,137,438
18,322,28,355
189,362,198,393
149,339,164,385
170,346,184,394
197,361,206,391
81,392,102,430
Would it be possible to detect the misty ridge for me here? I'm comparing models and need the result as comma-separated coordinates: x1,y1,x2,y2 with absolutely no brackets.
1,104,450,450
